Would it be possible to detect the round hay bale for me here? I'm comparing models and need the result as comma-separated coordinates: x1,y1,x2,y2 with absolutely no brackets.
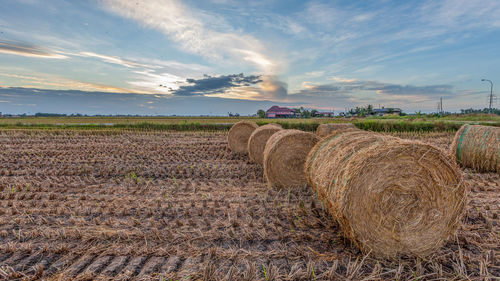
264,129,320,189
450,124,500,173
316,123,357,138
227,121,259,154
248,124,283,164
306,130,465,258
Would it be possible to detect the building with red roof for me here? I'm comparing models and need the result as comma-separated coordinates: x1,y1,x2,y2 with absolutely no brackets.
265,106,297,118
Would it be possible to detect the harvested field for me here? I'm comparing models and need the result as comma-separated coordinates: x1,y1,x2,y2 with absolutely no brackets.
0,129,498,280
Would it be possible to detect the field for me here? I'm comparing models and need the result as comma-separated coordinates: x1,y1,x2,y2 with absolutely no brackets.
1,113,499,125
0,128,498,280
1,115,499,135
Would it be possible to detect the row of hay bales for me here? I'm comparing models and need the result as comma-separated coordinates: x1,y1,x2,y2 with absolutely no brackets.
228,121,498,258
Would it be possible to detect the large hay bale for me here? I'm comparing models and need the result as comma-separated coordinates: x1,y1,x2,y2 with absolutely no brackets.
264,129,320,189
306,130,465,258
227,121,259,154
316,123,357,138
450,124,500,173
248,124,283,164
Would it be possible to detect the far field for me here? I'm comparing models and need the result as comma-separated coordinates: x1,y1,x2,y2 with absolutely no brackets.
1,114,500,124
0,127,498,280
0,114,499,133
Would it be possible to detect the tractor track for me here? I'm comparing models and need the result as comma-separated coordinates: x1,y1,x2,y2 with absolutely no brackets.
0,253,199,279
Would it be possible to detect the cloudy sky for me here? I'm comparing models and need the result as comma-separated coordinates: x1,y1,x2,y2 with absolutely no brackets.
0,0,499,115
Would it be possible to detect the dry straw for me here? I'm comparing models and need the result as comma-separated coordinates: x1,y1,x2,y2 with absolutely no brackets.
306,130,465,258
316,123,357,138
227,121,259,154
248,124,282,164
450,124,499,173
264,129,320,189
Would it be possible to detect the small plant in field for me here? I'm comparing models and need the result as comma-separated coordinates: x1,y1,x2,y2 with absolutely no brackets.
172,175,178,187
10,186,16,194
128,172,142,183
25,183,30,191
262,265,268,281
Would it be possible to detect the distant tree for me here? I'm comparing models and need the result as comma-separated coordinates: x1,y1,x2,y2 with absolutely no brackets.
367,104,373,115
358,108,367,117
257,109,266,118
300,107,311,118
460,107,499,115
311,109,318,117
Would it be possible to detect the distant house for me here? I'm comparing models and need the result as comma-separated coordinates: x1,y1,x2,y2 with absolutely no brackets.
315,111,335,117
371,107,402,116
266,106,296,118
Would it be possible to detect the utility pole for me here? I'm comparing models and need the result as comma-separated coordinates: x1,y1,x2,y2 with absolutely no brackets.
436,98,443,114
481,79,494,113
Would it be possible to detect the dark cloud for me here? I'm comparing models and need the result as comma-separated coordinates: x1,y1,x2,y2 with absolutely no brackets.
0,87,288,115
0,40,67,59
165,73,452,104
297,84,342,97
295,80,453,98
171,73,262,96
373,84,453,96
257,76,288,100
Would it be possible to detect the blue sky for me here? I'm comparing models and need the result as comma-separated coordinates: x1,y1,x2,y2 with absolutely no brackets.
0,0,499,115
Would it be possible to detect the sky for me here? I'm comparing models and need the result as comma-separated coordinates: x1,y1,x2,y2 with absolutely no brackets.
0,0,499,115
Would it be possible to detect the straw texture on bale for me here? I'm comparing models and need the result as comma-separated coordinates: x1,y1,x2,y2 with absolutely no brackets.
264,129,320,189
248,124,283,164
316,123,357,138
450,124,499,173
306,130,465,258
227,121,259,154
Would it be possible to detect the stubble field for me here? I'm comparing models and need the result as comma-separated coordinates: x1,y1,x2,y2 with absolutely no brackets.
0,129,498,280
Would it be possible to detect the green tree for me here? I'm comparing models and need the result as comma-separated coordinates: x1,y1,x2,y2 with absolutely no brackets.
300,107,311,118
367,104,373,115
257,109,266,118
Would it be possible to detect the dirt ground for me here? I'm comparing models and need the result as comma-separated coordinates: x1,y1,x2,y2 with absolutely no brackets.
0,130,498,280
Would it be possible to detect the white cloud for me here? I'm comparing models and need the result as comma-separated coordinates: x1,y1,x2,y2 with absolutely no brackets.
0,72,140,93
304,71,325,78
331,76,357,83
0,40,67,59
128,70,183,94
78,52,154,68
304,2,340,27
421,0,500,30
101,0,277,74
